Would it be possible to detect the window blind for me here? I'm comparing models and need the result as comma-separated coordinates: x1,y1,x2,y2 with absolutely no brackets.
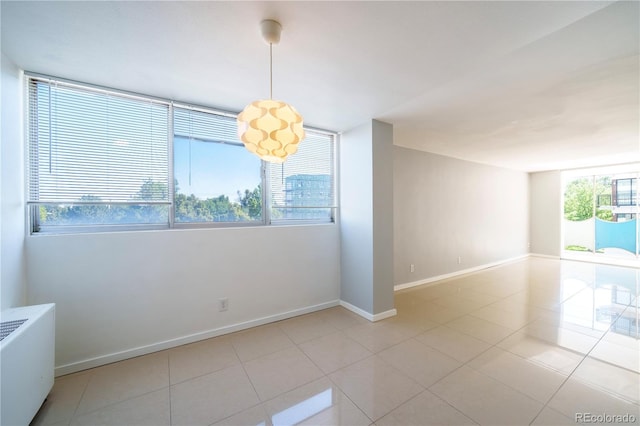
269,131,335,222
173,106,239,145
27,78,170,205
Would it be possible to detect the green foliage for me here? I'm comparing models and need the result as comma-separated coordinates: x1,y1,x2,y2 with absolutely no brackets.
136,179,168,200
238,186,262,219
596,209,613,221
38,180,263,227
564,178,594,221
175,184,262,222
564,177,614,222
565,245,590,252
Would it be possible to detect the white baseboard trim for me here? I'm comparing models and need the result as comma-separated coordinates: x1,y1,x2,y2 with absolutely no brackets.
560,252,640,268
55,300,340,377
394,254,530,292
530,253,561,259
372,308,398,322
339,300,397,322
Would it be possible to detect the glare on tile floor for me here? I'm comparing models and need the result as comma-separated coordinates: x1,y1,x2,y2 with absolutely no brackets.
31,258,640,426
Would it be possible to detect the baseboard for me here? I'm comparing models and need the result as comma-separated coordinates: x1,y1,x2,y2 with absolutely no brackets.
560,252,640,268
54,300,340,377
339,300,397,322
529,253,561,259
394,254,530,292
372,308,398,321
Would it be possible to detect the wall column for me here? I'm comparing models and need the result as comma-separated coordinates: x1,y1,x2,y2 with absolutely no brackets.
339,119,395,320
530,171,562,257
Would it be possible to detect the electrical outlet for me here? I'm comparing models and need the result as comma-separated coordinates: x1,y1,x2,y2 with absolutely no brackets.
218,298,228,312
410,264,415,273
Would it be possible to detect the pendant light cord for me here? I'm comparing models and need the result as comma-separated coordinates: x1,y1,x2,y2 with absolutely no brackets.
269,43,273,100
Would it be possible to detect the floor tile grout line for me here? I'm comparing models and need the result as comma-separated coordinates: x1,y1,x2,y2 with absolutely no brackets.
73,384,172,422
297,332,374,375
369,353,461,423
202,315,379,425
221,341,375,425
297,326,458,425
324,370,376,425
229,336,262,404
423,329,538,425
325,352,425,424
201,338,269,426
528,307,636,425
167,354,173,426
67,369,95,423
422,306,565,425
417,388,482,426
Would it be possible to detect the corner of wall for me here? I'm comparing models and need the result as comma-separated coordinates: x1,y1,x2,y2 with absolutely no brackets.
529,170,562,258
1,52,27,310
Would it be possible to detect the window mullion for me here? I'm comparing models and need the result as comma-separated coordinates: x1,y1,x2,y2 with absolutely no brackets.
168,103,176,228
263,161,271,225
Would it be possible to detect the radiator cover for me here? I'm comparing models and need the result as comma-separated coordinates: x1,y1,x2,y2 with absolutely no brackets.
0,303,55,425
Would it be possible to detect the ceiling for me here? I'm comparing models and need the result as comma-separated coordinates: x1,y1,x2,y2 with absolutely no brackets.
2,1,638,172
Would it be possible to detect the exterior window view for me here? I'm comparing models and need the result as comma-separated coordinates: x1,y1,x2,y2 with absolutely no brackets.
563,166,640,262
269,132,335,222
27,78,336,232
282,174,332,220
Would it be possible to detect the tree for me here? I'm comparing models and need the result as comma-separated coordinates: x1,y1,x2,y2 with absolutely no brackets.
39,179,264,226
66,195,112,224
564,177,614,221
238,185,262,220
136,179,168,201
564,178,594,221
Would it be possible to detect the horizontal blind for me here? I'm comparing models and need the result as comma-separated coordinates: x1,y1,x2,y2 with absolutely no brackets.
174,106,239,145
28,78,169,204
269,131,335,220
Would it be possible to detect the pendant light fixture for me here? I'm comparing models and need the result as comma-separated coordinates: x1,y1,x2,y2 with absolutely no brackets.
237,19,305,163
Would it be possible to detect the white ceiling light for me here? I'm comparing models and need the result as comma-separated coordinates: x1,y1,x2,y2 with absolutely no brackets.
237,19,305,163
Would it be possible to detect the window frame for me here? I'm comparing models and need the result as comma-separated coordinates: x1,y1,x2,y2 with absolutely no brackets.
268,128,338,226
614,178,637,206
171,103,267,228
26,73,337,234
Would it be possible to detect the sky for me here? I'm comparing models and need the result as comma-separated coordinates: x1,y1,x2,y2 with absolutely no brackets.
174,136,261,201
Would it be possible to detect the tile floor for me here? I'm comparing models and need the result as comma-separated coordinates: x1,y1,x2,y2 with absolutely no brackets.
31,258,640,425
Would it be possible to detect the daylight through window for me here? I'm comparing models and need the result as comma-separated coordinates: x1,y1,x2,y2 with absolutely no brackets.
27,76,337,233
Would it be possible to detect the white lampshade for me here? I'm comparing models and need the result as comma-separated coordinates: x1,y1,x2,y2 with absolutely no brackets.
238,99,305,163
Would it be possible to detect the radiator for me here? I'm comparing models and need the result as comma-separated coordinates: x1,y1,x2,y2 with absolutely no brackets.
0,303,55,426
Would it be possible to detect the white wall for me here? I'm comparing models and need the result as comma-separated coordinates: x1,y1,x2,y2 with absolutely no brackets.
1,52,27,310
340,120,395,317
371,120,394,314
394,147,530,286
26,224,340,373
564,218,594,250
339,122,374,313
529,171,562,257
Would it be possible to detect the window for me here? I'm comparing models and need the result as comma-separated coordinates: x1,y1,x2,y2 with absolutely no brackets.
614,178,637,206
270,131,335,222
173,107,263,224
27,76,337,233
27,78,170,232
